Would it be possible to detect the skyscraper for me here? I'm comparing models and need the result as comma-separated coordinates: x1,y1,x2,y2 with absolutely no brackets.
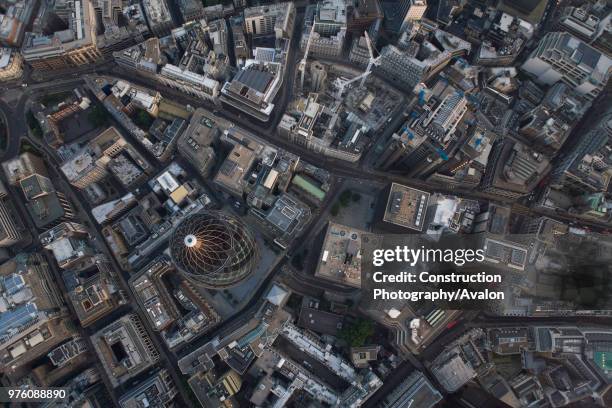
522,32,612,101
0,180,25,247
170,212,258,289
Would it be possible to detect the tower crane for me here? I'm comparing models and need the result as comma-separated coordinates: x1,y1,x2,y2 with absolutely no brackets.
361,31,376,87
334,31,381,99
333,69,374,99
299,22,316,90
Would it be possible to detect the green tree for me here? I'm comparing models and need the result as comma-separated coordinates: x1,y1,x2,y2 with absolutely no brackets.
339,318,374,347
291,253,304,270
41,91,72,107
133,109,154,130
26,111,43,138
87,105,109,127
0,116,6,150
20,140,37,154
352,192,361,202
339,190,352,207
331,203,340,216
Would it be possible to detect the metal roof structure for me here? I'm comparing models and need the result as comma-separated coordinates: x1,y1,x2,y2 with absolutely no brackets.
234,67,275,93
170,212,257,289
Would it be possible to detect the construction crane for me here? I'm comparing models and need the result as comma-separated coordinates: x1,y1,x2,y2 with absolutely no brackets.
299,22,316,90
333,32,382,99
361,31,376,87
333,71,371,99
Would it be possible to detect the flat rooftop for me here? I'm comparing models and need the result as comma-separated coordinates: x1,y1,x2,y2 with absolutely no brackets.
180,109,217,147
213,144,256,196
483,238,528,271
383,183,430,231
60,149,97,182
499,0,548,25
535,217,569,240
316,0,347,24
91,314,159,387
488,328,529,354
432,352,476,392
383,371,442,408
26,193,69,229
298,307,344,336
594,351,612,373
244,2,290,18
234,67,275,93
265,194,306,234
314,222,364,288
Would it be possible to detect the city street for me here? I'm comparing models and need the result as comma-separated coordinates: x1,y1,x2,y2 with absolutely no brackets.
0,0,611,406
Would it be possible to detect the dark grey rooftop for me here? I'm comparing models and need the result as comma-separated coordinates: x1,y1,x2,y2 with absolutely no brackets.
560,33,602,69
576,42,600,69
26,193,70,228
20,174,54,200
235,68,274,93
297,307,344,336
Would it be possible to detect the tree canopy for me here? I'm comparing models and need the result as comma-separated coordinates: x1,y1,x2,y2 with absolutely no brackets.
339,318,374,347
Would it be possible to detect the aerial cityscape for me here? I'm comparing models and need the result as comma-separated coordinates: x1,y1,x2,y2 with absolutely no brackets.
0,0,611,407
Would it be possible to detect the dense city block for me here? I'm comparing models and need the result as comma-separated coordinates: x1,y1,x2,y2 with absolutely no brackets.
0,0,610,407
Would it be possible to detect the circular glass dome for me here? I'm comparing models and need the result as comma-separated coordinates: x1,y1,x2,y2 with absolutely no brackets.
170,212,258,288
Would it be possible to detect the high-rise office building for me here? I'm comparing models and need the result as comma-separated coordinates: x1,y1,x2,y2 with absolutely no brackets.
401,0,427,31
480,139,551,199
0,180,25,247
91,314,159,387
39,222,95,271
118,369,177,408
178,0,205,22
522,32,612,101
142,0,175,38
382,0,426,33
300,0,347,58
170,212,258,289
22,0,104,70
243,2,295,39
92,0,123,26
551,108,612,194
378,45,424,89
0,253,72,375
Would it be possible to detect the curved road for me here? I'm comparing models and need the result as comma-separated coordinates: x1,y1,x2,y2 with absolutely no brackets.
2,70,612,238
0,77,92,157
0,97,25,160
